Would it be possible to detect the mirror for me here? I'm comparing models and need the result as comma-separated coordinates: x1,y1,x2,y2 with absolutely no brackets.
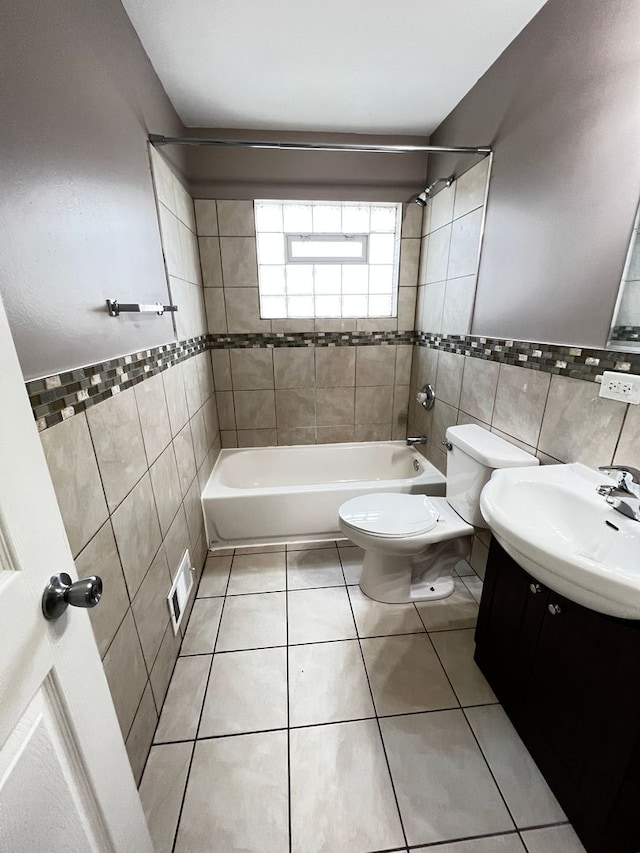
608,201,640,351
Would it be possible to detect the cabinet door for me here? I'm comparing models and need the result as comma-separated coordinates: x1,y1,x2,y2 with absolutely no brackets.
474,538,548,718
521,592,640,841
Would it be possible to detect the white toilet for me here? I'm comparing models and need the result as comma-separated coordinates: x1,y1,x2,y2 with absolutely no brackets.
338,424,538,604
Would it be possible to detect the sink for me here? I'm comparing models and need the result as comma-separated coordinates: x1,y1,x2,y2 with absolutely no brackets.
480,462,640,619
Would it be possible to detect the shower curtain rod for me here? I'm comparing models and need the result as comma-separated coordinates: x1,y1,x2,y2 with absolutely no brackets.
149,134,491,156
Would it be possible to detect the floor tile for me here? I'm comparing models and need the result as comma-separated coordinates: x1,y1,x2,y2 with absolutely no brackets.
288,586,357,644
414,835,525,852
154,655,211,743
348,585,425,637
234,543,285,554
180,598,224,655
415,578,479,631
197,554,232,597
381,710,514,846
139,741,193,853
199,647,288,737
520,825,586,853
216,591,287,651
287,547,345,589
288,640,375,726
226,551,286,595
174,730,289,853
454,559,475,577
361,634,458,716
430,629,497,706
461,574,484,604
339,544,364,584
289,719,405,853
465,705,565,827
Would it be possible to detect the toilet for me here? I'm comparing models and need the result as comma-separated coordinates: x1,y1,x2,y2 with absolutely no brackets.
338,424,538,604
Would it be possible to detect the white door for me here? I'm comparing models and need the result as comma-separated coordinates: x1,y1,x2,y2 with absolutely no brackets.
0,294,154,853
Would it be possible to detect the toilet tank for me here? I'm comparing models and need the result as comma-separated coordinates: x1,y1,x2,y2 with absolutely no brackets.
445,424,539,527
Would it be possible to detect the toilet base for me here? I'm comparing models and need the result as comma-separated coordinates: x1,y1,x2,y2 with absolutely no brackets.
359,548,462,605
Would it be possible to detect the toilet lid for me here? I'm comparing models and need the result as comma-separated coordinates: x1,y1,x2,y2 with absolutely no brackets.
339,493,439,538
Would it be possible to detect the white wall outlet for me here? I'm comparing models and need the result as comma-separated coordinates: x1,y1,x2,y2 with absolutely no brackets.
598,371,640,404
167,549,195,635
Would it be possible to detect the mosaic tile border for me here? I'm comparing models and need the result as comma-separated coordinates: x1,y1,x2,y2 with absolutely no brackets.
27,336,209,432
28,330,640,433
610,326,640,343
415,332,640,382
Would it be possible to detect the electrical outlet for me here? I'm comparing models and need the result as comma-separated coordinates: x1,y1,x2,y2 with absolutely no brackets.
598,371,640,404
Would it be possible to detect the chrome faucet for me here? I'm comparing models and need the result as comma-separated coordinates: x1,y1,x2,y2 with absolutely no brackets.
597,465,640,522
406,435,427,447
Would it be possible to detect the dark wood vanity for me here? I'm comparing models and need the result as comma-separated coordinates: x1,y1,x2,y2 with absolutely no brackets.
475,538,640,853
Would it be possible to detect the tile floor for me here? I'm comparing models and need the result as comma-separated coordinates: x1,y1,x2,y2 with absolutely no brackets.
139,541,587,853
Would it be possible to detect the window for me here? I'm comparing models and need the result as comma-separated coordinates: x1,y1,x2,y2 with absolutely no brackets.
255,200,402,319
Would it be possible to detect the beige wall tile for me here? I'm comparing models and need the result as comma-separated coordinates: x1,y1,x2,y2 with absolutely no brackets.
134,373,172,465
357,317,397,333
40,413,108,557
190,408,208,468
448,208,483,280
111,473,162,598
163,505,191,579
211,350,232,391
416,346,439,389
317,425,354,443
402,202,423,239
238,428,277,447
199,237,223,286
102,610,147,739
273,346,315,389
150,622,182,710
86,387,146,512
277,427,316,446
355,386,395,424
215,392,235,433
442,275,477,335
454,157,490,220
459,357,499,425
132,546,172,668
181,358,202,419
392,386,410,439
163,364,189,437
397,287,417,330
426,225,451,284
398,238,420,288
184,476,204,549
125,683,158,786
538,374,626,467
492,364,551,448
149,444,182,537
150,149,176,212
275,389,316,429
316,388,355,426
220,237,258,287
431,400,459,448
204,287,227,333
220,430,238,447
224,287,271,333
157,205,182,279
436,351,465,408
234,389,276,429
230,348,274,390
355,423,392,441
315,319,357,333
356,346,396,386
217,200,256,236
194,200,218,236
430,183,456,231
395,345,413,385
315,347,356,387
173,423,197,497
421,282,446,333
272,318,315,333
75,521,129,658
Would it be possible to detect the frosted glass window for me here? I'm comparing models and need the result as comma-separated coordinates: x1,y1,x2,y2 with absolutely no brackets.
255,200,401,318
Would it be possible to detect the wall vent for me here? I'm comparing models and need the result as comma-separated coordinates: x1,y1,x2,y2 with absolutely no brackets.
167,550,195,634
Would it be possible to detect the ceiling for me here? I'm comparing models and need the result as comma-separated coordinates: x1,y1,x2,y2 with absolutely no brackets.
122,0,548,135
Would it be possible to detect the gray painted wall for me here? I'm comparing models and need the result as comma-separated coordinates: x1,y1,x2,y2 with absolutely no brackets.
427,0,640,349
1,0,187,380
185,128,429,202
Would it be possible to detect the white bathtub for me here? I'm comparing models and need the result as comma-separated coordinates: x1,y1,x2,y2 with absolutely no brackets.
202,441,446,548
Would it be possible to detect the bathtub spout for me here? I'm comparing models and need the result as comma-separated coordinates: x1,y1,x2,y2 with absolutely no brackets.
406,435,427,446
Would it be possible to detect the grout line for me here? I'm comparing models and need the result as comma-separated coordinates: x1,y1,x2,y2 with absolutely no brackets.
285,537,293,853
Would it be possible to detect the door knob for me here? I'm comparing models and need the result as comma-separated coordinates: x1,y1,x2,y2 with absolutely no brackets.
548,603,562,616
42,572,103,621
530,583,542,594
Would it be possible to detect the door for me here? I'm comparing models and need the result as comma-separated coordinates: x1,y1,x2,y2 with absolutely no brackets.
0,295,154,852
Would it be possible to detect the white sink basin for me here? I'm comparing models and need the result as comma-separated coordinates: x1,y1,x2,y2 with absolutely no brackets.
480,462,640,619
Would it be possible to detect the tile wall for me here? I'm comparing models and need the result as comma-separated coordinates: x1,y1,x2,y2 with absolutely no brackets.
197,199,422,446
408,155,635,578
38,153,219,784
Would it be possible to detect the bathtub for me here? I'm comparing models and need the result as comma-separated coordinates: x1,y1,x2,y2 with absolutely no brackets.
202,441,446,549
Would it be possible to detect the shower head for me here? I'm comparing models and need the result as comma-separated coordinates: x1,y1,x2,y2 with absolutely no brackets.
414,175,455,206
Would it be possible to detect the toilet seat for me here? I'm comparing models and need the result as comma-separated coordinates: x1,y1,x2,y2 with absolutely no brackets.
339,493,439,538
339,493,473,544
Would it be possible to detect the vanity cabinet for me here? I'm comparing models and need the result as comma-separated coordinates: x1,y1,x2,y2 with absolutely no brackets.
475,538,640,853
